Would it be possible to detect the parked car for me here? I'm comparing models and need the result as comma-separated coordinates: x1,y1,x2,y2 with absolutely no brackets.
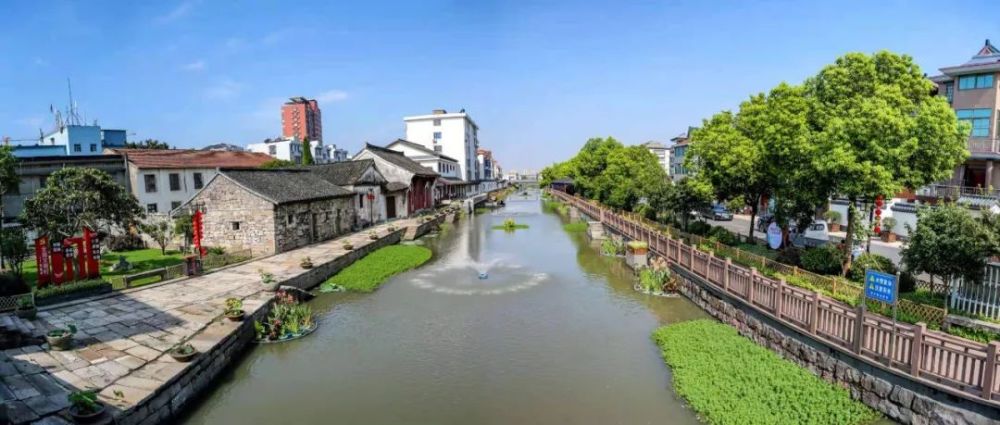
790,220,830,248
700,205,733,221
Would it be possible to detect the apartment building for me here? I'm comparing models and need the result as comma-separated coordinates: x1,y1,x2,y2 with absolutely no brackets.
282,97,323,142
642,141,670,173
668,132,690,182
403,109,479,181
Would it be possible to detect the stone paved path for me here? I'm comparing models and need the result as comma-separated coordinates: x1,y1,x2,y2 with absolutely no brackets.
0,217,427,424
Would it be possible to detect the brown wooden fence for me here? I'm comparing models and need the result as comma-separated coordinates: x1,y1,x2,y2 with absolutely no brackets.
550,189,1000,405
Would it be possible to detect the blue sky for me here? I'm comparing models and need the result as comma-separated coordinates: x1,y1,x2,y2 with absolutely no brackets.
1,1,998,170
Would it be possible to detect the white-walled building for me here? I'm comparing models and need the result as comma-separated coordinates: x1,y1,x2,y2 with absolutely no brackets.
110,149,274,217
247,137,334,164
403,109,479,181
385,139,461,179
642,141,670,173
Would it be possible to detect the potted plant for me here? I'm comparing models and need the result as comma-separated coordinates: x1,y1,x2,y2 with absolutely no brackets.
880,217,898,242
224,298,244,321
300,257,314,269
46,324,76,351
168,343,197,362
626,241,649,255
15,297,36,320
259,270,275,285
823,210,842,232
387,225,397,232
67,390,106,423
342,241,353,250
368,231,378,240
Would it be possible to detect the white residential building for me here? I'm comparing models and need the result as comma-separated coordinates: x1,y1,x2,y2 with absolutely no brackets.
385,139,461,179
247,137,333,164
642,141,670,173
403,109,479,181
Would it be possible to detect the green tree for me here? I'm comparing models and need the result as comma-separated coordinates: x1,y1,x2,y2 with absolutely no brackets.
0,228,30,277
301,137,314,165
260,159,296,169
902,204,994,286
571,137,624,200
140,218,173,255
597,145,670,211
666,177,712,230
174,212,193,251
805,51,969,275
0,145,21,269
21,168,144,238
124,139,170,149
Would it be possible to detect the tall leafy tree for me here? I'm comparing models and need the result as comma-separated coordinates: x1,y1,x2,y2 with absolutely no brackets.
1,228,30,277
141,218,173,255
902,204,994,285
0,145,21,268
301,137,314,165
21,168,144,238
805,51,968,274
666,177,712,230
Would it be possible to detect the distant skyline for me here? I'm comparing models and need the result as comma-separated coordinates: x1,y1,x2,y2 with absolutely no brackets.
1,1,999,169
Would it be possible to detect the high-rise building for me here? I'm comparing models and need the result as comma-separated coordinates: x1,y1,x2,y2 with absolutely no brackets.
281,97,322,142
404,109,479,181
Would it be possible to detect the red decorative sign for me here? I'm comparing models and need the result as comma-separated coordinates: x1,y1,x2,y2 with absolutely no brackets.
34,236,50,288
34,230,102,287
50,240,65,286
193,210,206,257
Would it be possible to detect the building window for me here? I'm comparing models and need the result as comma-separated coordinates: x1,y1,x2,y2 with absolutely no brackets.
945,82,954,104
171,201,182,210
269,145,277,155
146,203,158,213
434,145,442,153
39,176,47,188
169,173,181,191
231,221,241,231
958,73,994,90
957,108,992,137
287,214,294,225
433,119,441,126
433,132,442,140
358,193,364,208
73,144,81,152
144,174,157,192
193,172,204,189
89,144,97,152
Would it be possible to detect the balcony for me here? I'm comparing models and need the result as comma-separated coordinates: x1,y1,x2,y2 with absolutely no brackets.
968,138,1000,156
917,184,1000,206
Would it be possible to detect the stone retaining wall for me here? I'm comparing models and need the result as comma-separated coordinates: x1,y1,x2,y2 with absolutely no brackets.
282,230,404,291
673,266,1000,425
403,215,444,241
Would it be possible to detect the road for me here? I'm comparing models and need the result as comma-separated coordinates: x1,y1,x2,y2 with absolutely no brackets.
705,214,904,266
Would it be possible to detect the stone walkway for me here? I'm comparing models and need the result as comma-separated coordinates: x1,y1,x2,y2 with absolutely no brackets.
0,216,428,424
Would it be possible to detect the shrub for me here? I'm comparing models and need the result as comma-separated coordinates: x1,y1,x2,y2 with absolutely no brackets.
800,245,842,275
687,221,712,236
34,279,108,300
106,233,146,251
601,238,625,256
847,253,896,282
206,246,226,255
775,247,802,267
707,226,740,246
822,210,841,223
898,271,917,293
562,222,588,233
652,320,878,425
880,217,897,233
0,273,30,297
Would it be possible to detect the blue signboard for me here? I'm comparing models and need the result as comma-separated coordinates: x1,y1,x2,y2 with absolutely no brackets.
864,269,897,304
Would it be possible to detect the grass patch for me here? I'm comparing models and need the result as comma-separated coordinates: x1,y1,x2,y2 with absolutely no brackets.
322,245,432,293
563,222,588,232
653,320,878,425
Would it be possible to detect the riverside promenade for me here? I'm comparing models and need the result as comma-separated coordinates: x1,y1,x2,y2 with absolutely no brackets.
0,213,445,424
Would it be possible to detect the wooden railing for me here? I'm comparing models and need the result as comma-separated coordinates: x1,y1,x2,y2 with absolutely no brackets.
550,189,1000,405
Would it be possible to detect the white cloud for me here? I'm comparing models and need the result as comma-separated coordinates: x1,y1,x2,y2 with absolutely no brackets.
182,60,205,71
155,1,194,24
204,79,243,100
316,90,349,103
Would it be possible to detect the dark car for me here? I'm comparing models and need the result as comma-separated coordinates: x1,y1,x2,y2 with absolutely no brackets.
700,205,733,221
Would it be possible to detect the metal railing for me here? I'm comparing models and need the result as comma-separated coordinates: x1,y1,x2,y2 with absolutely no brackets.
969,138,1000,155
918,184,1000,200
550,189,1000,405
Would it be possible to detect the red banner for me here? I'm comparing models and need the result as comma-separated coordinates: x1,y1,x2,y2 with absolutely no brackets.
193,210,205,257
34,236,50,288
84,228,100,278
50,240,65,286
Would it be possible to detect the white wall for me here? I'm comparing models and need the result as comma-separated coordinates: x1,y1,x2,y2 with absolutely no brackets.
404,112,479,181
247,137,330,163
130,166,217,216
389,142,460,178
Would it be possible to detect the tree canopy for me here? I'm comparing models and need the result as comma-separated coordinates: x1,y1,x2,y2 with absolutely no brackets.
21,168,144,238
301,137,314,165
125,139,171,149
260,159,296,169
902,204,994,284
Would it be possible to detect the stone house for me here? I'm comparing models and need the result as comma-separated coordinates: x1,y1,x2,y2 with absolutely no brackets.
181,168,356,255
307,159,388,226
354,144,439,217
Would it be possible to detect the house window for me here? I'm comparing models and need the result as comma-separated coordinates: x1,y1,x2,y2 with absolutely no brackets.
231,221,241,230
73,144,81,152
945,82,954,104
434,145,442,153
89,144,97,152
958,73,994,90
169,173,181,191
433,119,441,126
269,145,277,155
171,201,181,210
144,174,157,192
39,176,47,188
433,132,442,140
957,108,992,137
287,214,294,225
358,193,364,208
146,203,158,213
193,172,204,189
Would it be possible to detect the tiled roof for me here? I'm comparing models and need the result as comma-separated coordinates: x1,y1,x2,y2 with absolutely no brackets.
362,143,439,177
384,182,410,192
114,149,273,169
386,139,459,162
220,168,353,204
307,159,385,186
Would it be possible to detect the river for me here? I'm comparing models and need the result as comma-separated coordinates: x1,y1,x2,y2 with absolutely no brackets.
181,190,709,424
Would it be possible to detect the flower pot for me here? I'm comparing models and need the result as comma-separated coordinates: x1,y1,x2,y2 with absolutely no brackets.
881,232,897,243
300,262,313,269
829,223,841,232
69,402,106,423
46,333,73,351
225,310,245,322
343,245,353,251
15,307,37,320
369,235,379,240
169,346,197,362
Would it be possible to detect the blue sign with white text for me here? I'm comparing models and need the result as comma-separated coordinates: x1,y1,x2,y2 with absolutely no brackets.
865,269,897,304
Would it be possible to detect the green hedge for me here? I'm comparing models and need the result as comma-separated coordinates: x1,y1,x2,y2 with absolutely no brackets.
322,245,432,293
652,320,878,425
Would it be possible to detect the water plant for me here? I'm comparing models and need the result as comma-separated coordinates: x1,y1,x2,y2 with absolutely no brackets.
46,324,77,351
652,320,878,425
601,238,625,256
254,290,316,342
15,296,36,319
342,240,354,250
323,245,432,292
493,218,529,231
224,297,244,321
300,256,314,269
68,390,105,421
169,343,197,362
259,269,275,285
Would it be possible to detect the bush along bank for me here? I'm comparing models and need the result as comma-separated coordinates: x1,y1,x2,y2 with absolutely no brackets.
652,320,879,425
320,245,432,293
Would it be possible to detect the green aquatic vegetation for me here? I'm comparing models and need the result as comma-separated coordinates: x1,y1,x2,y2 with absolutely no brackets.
600,238,625,256
323,245,432,292
493,218,529,231
562,222,588,232
652,320,879,425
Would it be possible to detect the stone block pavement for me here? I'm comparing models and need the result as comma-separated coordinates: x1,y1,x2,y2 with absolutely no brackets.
0,216,429,424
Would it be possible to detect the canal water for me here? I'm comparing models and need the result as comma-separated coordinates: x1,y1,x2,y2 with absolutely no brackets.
182,190,709,424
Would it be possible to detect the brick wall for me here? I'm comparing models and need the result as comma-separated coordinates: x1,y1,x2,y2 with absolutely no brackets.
274,197,355,254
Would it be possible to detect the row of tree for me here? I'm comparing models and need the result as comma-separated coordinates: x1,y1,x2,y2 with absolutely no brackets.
686,51,969,275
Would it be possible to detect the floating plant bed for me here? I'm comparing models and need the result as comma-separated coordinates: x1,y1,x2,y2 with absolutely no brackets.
254,323,318,344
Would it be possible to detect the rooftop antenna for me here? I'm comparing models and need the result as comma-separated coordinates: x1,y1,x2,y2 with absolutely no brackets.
66,78,82,126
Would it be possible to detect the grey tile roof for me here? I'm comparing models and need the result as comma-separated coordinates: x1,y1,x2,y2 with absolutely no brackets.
384,182,410,192
362,143,439,177
220,168,354,205
306,159,384,186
